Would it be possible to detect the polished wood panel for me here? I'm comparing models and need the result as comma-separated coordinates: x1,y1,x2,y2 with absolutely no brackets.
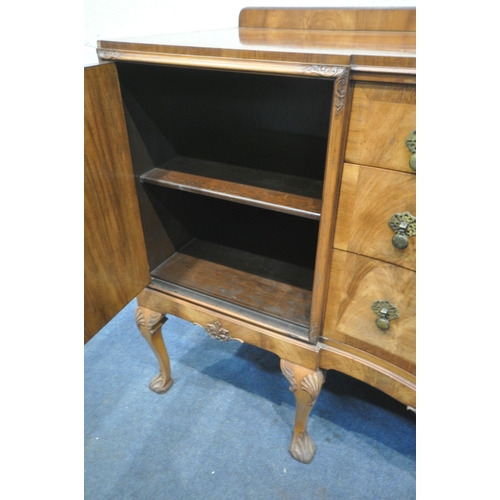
152,239,313,329
140,157,323,220
349,69,416,84
324,250,415,374
239,8,416,31
319,344,415,407
237,29,416,57
84,63,149,343
345,81,416,172
334,163,416,271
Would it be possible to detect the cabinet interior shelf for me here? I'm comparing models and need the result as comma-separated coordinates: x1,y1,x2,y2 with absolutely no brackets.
117,62,329,339
151,238,313,331
140,157,323,220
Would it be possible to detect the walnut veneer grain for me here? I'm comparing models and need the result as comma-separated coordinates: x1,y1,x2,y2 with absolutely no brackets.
239,8,416,32
84,63,149,343
345,81,416,171
334,163,416,271
324,250,416,374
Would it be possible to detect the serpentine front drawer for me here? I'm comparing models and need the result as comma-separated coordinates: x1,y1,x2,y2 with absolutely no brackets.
333,163,416,271
345,81,416,174
324,249,416,375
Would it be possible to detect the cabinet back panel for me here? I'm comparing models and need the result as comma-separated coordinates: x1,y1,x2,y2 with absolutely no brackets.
121,96,186,271
116,63,333,180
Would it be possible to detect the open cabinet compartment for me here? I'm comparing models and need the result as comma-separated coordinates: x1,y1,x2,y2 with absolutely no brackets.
116,62,335,340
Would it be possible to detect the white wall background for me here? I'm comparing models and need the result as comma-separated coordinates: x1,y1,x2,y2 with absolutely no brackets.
84,0,416,65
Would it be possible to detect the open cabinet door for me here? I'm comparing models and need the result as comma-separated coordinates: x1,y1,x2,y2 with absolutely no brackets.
84,63,150,343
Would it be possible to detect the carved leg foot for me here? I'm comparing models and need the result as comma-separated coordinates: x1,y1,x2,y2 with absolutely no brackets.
135,306,173,394
280,359,325,464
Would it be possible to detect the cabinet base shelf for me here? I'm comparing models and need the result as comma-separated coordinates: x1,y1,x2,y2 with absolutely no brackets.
150,239,313,337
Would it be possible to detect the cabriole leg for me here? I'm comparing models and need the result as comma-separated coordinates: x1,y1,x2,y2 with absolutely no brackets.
135,306,173,394
280,359,325,464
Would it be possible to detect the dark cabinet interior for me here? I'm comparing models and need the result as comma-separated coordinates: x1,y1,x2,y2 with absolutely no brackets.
115,62,335,339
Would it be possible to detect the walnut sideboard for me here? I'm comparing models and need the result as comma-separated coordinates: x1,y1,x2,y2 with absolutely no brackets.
84,7,416,464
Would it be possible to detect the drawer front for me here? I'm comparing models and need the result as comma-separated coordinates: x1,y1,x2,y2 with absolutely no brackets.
324,250,415,374
345,81,416,173
334,163,416,271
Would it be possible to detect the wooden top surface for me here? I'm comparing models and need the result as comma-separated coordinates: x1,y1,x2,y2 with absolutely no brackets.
98,27,415,68
99,27,415,57
97,8,415,75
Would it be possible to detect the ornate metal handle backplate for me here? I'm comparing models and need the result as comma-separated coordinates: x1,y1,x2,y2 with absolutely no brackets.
372,300,399,330
406,130,416,171
389,212,416,249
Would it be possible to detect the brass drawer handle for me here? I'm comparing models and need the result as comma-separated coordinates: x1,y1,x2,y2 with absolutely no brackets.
406,130,416,171
389,212,416,249
372,300,399,330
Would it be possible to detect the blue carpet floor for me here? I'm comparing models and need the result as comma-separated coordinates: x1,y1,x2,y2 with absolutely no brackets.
85,299,416,500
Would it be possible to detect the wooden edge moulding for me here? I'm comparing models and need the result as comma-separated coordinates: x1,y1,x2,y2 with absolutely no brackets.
97,49,349,81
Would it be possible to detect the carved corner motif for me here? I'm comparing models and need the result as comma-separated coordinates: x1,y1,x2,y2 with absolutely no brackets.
205,321,232,342
280,360,298,393
135,307,165,334
134,307,146,327
301,371,325,406
301,65,348,115
334,70,348,115
302,64,345,78
99,50,120,60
